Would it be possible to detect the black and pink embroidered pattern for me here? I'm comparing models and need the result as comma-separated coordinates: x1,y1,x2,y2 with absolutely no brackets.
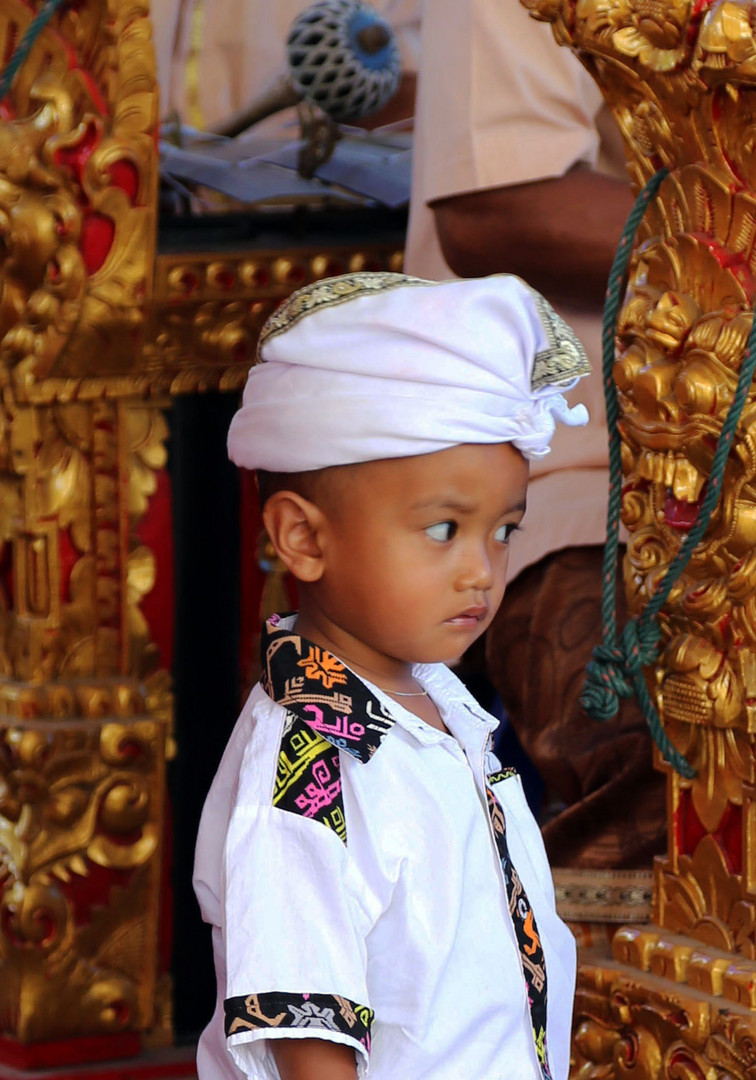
262,614,396,844
486,783,552,1080
262,614,395,763
274,714,346,839
224,991,374,1052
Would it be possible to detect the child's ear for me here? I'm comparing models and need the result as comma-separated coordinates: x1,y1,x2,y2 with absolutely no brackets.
262,491,325,583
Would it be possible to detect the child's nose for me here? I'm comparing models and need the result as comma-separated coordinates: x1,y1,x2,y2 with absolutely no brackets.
457,545,494,591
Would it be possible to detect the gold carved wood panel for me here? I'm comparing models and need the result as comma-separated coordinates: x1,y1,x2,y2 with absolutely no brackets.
0,0,404,1057
0,0,171,1054
522,1,756,1075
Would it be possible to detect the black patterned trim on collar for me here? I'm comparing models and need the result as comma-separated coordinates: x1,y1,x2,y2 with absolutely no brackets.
225,990,374,1053
261,614,395,764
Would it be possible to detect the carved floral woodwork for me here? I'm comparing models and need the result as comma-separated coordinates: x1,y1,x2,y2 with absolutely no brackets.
523,0,756,1074
145,247,404,394
0,0,172,1054
0,0,158,397
572,952,756,1080
0,715,167,1041
0,0,404,1056
527,0,756,952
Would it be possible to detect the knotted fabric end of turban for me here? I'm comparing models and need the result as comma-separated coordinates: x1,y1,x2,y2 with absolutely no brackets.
228,271,590,472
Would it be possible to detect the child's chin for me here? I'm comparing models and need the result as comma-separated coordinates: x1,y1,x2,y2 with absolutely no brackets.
420,649,469,668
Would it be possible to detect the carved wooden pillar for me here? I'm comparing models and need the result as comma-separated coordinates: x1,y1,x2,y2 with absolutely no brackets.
0,1,405,1068
0,0,166,1055
525,0,756,1075
0,0,172,1064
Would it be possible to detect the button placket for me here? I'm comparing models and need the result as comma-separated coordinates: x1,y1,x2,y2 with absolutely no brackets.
483,775,553,1080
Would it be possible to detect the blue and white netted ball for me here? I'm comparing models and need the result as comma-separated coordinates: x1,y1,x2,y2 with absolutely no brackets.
287,0,401,121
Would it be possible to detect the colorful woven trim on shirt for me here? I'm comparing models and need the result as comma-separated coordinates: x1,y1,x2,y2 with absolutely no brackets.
488,767,518,785
486,785,552,1080
274,713,347,841
225,990,374,1052
261,614,396,763
263,615,396,844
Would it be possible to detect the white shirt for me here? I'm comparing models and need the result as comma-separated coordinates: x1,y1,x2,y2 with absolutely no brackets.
193,616,576,1079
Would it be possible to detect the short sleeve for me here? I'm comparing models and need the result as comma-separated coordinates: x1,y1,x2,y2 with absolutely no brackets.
414,0,605,206
222,762,375,1077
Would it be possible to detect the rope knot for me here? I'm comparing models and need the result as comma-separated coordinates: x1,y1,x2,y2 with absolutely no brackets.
586,165,697,776
581,618,662,722
580,643,634,722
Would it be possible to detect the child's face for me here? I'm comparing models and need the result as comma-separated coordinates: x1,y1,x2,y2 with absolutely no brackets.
303,442,529,679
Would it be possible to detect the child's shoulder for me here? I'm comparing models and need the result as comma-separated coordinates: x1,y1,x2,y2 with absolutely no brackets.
203,683,284,805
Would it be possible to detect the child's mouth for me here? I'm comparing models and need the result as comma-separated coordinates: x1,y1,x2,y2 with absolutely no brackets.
446,606,488,627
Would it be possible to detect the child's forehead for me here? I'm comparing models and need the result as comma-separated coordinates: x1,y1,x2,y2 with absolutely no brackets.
325,443,528,515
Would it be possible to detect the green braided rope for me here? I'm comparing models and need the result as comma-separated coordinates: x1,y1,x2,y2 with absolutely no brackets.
596,168,668,652
582,165,756,780
0,0,68,103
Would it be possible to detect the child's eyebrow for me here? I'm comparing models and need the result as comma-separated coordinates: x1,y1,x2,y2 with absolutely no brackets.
409,497,475,513
500,499,527,516
409,497,528,515
505,496,529,514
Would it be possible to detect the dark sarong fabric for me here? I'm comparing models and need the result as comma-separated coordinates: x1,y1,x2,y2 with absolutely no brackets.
486,545,666,872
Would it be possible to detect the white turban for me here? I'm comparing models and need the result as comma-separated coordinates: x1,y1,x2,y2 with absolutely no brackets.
227,272,590,471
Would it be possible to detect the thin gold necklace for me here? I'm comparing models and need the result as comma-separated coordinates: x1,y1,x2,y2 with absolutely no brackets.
326,644,429,697
379,685,429,697
328,639,427,699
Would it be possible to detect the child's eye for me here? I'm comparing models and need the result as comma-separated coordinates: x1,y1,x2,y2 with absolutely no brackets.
494,522,521,544
425,521,457,542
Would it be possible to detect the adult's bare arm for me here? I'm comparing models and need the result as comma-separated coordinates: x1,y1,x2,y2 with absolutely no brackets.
272,1037,358,1080
432,165,634,310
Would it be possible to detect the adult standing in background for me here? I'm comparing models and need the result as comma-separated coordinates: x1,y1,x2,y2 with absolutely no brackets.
406,0,666,932
151,0,421,131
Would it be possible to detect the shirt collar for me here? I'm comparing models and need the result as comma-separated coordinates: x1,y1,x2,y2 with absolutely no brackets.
260,613,498,762
410,662,499,759
412,661,499,733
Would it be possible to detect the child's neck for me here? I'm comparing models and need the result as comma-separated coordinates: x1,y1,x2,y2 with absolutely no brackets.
293,610,413,693
293,610,450,735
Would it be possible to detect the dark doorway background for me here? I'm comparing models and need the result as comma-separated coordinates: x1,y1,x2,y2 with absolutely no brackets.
168,392,242,1041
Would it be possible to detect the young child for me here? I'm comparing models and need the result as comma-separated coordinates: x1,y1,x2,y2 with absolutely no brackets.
193,271,590,1080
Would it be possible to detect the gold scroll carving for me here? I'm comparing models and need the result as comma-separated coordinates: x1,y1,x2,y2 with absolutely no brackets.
573,950,756,1080
522,0,756,1075
0,0,403,1056
0,0,170,1050
145,249,404,395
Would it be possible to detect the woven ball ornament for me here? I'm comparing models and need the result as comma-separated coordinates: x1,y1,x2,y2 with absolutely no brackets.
287,0,401,121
